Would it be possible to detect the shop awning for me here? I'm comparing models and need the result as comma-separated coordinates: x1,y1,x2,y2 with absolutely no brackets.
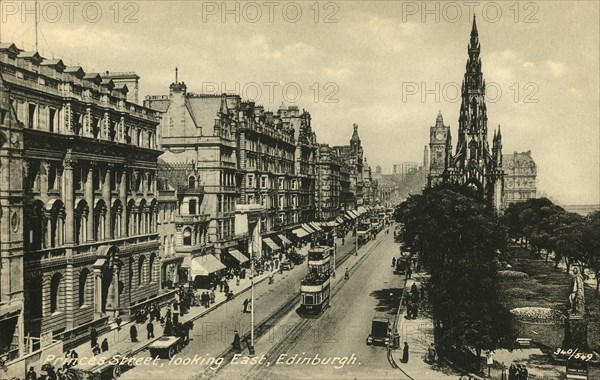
309,222,323,231
325,221,339,227
302,223,316,233
190,255,227,277
335,216,345,224
228,249,250,264
278,234,292,245
350,210,361,218
358,206,367,214
345,211,357,219
263,237,281,251
293,228,309,238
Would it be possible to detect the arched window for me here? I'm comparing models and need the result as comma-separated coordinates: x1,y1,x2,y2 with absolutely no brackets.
138,255,145,286
49,200,66,248
183,227,192,246
188,176,196,189
28,200,46,250
93,199,107,241
126,199,135,237
79,269,90,307
111,200,123,238
148,253,155,283
75,200,89,244
50,273,62,313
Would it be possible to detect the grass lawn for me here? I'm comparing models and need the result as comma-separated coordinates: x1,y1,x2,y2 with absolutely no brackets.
500,245,600,378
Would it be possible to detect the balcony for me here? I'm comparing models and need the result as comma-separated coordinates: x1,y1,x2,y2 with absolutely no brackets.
177,184,205,196
175,214,210,224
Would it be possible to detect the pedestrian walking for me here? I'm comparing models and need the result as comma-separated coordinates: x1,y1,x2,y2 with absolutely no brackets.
232,330,241,352
130,324,138,342
219,281,224,292
90,327,98,348
402,342,409,363
392,257,396,267
164,317,173,336
243,298,249,313
26,366,37,380
210,290,215,304
406,265,412,279
101,338,109,352
147,321,155,339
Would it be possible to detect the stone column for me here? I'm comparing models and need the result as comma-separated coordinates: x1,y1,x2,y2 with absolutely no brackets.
86,163,95,242
93,268,103,318
63,154,76,244
113,265,120,311
119,167,127,237
103,165,112,239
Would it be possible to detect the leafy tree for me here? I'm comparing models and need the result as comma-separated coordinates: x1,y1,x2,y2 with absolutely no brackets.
395,184,511,369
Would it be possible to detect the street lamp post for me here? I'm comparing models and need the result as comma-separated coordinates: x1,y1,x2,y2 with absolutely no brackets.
355,221,358,256
332,242,336,277
249,237,256,357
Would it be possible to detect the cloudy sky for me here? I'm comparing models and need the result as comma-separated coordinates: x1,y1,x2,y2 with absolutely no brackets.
1,1,598,205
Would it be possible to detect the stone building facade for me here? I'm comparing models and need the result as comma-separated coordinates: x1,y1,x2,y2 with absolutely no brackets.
144,84,238,258
502,151,537,205
333,123,364,210
0,43,163,346
316,144,342,221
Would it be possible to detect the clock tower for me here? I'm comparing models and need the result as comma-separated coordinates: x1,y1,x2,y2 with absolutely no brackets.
428,111,450,186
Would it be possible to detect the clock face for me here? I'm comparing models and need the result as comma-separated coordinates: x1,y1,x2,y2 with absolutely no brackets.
436,133,444,141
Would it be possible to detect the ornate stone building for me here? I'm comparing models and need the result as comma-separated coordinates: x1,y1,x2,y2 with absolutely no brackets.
0,43,163,347
333,123,364,210
144,84,238,260
428,17,504,210
502,151,537,205
316,144,342,221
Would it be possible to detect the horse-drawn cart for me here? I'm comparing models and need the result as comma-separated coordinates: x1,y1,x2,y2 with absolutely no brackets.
148,336,182,359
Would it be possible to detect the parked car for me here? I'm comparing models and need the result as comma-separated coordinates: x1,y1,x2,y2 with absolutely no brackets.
281,260,294,271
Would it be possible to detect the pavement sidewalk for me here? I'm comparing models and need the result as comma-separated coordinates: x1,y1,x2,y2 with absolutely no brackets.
391,272,465,380
69,233,356,373
70,267,275,372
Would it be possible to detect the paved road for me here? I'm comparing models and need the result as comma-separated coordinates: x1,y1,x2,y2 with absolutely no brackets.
118,236,358,380
215,231,409,380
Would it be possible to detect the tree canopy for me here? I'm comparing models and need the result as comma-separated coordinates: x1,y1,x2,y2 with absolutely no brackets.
394,183,512,366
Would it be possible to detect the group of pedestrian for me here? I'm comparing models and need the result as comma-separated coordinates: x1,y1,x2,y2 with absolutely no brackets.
199,290,215,308
508,364,528,380
405,283,421,319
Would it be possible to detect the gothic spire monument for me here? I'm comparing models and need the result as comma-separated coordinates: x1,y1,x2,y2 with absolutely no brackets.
428,15,504,211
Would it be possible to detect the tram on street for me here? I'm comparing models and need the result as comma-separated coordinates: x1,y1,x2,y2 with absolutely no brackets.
299,246,332,315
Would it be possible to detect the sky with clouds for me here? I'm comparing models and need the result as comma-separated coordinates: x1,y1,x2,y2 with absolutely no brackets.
1,1,598,205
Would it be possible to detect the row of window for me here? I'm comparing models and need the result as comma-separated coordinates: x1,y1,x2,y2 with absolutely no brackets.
26,198,158,251
43,253,158,315
14,99,156,149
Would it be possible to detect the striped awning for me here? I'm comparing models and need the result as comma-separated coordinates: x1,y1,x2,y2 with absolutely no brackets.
301,224,315,233
350,210,361,218
345,211,357,219
278,234,292,245
309,222,323,231
335,216,345,224
190,255,226,277
263,237,281,251
228,249,250,264
293,228,309,238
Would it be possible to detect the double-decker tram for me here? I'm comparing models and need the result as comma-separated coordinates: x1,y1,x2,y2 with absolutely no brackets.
299,246,332,315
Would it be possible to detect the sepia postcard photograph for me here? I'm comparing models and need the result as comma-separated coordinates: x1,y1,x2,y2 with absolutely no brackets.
0,1,599,379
